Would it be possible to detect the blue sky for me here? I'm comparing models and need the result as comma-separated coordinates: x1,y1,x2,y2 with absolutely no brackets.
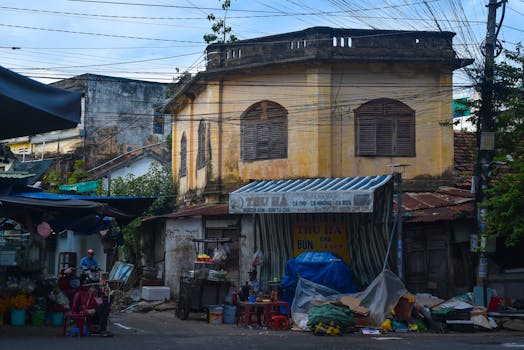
0,0,522,98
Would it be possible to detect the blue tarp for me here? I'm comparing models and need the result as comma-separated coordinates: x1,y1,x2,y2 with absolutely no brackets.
280,252,357,305
0,65,81,139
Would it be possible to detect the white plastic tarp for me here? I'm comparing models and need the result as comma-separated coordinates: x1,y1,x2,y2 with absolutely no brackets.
291,270,407,329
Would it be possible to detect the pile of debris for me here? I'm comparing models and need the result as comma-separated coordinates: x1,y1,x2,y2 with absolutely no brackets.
291,270,524,335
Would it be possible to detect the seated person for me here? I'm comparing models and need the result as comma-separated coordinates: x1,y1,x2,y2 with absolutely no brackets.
81,285,112,337
247,269,260,294
79,249,99,271
79,249,100,284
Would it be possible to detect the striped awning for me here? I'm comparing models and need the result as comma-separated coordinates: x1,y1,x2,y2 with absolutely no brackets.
229,175,393,214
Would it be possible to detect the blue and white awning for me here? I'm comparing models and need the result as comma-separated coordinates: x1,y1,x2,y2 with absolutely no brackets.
229,175,393,214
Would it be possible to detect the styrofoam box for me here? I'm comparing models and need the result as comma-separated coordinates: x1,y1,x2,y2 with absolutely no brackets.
141,286,170,301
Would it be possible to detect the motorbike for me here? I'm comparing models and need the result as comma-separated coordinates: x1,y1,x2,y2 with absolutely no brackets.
80,265,101,285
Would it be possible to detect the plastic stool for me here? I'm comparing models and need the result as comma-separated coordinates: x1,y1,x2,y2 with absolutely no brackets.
69,326,89,337
69,327,81,337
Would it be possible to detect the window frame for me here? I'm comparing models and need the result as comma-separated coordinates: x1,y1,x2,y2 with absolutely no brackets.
153,111,164,134
354,98,416,157
240,100,288,162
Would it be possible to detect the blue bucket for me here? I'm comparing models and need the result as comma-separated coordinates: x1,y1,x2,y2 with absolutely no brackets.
11,309,26,326
223,305,237,324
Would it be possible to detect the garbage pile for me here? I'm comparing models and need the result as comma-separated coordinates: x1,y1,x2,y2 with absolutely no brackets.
290,270,524,335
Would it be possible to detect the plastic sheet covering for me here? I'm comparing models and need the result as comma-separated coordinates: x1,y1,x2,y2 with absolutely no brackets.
291,277,343,330
291,270,406,329
280,252,356,305
351,270,407,326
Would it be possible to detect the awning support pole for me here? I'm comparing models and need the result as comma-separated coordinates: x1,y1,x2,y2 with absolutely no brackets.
395,172,403,280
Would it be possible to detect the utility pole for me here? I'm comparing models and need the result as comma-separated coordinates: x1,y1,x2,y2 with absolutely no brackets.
475,0,503,306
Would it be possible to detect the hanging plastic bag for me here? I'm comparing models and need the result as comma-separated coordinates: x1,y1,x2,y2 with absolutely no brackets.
251,249,264,266
212,246,227,263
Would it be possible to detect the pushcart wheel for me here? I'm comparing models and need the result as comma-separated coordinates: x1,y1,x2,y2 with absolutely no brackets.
176,299,189,320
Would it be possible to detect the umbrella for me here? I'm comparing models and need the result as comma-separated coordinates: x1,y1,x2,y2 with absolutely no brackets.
0,65,81,139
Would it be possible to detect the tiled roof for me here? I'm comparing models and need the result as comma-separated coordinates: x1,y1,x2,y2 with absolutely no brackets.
454,131,476,187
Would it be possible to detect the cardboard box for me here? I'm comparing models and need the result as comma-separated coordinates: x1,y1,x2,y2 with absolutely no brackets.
340,296,370,326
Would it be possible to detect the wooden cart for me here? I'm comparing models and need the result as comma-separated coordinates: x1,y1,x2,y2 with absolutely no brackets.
176,238,232,320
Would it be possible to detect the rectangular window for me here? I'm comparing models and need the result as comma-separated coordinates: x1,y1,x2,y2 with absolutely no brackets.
153,112,164,134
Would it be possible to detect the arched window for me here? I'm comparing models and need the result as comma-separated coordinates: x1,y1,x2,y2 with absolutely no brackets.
354,98,415,157
196,120,206,170
241,100,287,161
179,132,187,177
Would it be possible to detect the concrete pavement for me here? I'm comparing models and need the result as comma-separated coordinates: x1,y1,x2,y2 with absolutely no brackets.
0,309,523,350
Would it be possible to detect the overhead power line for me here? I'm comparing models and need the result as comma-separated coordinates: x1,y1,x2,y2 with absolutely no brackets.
0,23,202,43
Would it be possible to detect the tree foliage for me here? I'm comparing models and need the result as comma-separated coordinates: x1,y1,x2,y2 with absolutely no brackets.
483,46,524,247
203,0,237,44
109,163,176,263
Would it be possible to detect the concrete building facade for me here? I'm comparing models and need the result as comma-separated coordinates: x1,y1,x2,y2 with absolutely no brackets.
153,27,472,297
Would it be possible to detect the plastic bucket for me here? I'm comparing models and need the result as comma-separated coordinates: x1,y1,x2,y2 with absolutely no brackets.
31,311,46,326
11,309,26,326
223,305,236,324
208,305,223,324
50,312,64,326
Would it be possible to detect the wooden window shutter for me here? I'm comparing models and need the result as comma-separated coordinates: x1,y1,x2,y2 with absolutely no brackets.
395,116,415,156
196,121,206,169
241,100,288,161
241,123,256,161
377,117,394,155
355,98,415,157
269,119,287,158
256,123,270,159
356,116,376,155
180,133,187,177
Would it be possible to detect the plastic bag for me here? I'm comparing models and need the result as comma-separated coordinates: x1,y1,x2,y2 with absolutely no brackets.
351,270,407,325
291,277,342,330
291,270,407,328
54,290,70,310
251,249,264,266
212,246,227,263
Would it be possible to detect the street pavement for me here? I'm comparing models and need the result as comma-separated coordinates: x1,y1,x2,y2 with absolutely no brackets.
0,310,523,350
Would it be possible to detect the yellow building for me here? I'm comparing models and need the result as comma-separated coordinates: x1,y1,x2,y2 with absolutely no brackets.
166,27,471,203
157,27,473,295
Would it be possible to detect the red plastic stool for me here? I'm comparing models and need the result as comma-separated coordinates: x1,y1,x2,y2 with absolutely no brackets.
269,315,289,330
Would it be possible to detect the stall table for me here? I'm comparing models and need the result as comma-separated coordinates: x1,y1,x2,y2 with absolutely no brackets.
237,300,289,328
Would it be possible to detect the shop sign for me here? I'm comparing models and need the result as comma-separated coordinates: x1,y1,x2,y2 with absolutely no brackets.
229,191,373,214
293,222,350,263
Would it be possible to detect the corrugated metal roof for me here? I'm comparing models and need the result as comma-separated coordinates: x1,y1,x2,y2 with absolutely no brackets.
232,175,392,194
400,187,474,223
0,171,34,179
142,204,229,223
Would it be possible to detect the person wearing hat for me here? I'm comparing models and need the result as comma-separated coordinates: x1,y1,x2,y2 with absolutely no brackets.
79,249,99,272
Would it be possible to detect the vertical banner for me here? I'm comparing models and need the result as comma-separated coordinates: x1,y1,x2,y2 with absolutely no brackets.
293,222,350,264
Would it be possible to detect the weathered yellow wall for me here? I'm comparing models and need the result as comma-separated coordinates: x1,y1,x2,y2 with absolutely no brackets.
331,62,454,179
8,141,31,154
171,62,454,199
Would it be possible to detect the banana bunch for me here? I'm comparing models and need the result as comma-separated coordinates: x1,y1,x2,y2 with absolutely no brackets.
313,322,342,336
196,253,212,262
